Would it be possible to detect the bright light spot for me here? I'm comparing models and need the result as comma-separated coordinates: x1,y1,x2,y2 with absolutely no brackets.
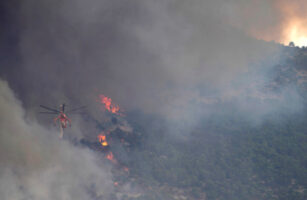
285,25,307,47
292,36,307,47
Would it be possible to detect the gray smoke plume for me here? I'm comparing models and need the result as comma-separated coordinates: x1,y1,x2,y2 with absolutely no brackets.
1,1,301,119
0,79,114,200
1,1,306,199
0,0,304,135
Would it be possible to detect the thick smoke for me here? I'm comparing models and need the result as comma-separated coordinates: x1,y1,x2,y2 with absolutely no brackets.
0,0,304,136
0,0,304,133
1,1,306,199
0,79,114,200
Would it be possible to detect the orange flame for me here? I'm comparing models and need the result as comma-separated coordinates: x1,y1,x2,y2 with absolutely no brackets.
106,152,117,164
98,134,118,164
98,134,108,146
106,152,113,160
230,1,307,47
271,0,307,47
98,95,121,114
123,167,129,173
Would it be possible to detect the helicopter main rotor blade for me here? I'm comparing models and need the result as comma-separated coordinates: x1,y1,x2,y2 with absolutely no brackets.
40,105,60,113
67,106,86,113
39,112,58,115
68,112,86,115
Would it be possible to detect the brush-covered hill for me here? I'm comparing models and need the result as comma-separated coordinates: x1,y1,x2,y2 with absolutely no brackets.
107,46,307,200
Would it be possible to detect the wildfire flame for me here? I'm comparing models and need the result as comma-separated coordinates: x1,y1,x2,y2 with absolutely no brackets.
98,94,121,115
97,134,118,163
282,19,307,47
106,152,117,164
106,152,113,160
233,1,307,47
96,94,130,170
276,0,307,47
98,134,108,146
97,134,130,173
123,167,129,173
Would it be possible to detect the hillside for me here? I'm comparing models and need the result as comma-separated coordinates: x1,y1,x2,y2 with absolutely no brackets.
101,46,307,200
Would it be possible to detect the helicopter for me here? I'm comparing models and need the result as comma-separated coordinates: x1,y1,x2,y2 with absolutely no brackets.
39,103,86,138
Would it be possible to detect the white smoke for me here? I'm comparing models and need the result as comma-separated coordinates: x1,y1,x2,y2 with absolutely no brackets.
0,79,114,200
